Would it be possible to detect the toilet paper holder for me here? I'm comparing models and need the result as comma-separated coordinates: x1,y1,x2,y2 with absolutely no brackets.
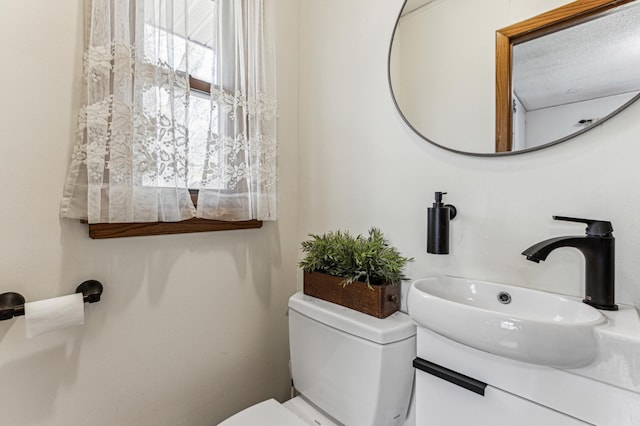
0,280,103,321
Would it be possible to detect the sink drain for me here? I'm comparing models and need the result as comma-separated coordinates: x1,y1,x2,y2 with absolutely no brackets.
497,291,512,304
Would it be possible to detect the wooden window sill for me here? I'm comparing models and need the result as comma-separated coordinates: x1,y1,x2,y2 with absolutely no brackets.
85,218,263,239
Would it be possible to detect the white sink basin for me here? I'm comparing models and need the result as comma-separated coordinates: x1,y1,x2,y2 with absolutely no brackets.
408,276,607,368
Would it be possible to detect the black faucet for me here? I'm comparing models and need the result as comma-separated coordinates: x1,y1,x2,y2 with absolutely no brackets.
522,216,618,311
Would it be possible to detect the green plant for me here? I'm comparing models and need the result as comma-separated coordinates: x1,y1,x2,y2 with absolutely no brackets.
298,227,413,286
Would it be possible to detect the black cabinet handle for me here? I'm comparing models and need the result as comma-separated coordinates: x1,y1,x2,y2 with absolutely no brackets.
413,357,487,396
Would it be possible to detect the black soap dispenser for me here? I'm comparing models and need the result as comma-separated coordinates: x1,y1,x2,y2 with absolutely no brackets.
427,192,457,254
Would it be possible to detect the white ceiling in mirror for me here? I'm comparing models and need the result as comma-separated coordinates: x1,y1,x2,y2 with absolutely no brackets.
514,1,640,111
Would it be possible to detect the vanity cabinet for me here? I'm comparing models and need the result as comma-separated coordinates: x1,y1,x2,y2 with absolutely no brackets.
414,357,587,425
413,326,640,426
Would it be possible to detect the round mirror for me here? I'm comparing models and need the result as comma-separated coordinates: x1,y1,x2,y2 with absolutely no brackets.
388,0,640,156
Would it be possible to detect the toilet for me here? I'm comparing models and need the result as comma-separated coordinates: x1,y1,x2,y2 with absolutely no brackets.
219,291,417,426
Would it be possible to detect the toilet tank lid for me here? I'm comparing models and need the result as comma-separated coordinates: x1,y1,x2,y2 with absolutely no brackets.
288,292,416,344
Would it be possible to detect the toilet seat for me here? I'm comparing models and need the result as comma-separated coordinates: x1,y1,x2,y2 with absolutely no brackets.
219,396,340,426
218,398,306,426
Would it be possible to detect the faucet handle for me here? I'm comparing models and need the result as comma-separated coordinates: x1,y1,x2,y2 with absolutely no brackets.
553,216,613,237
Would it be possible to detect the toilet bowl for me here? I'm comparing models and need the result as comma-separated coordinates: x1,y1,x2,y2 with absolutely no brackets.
218,396,337,426
219,291,416,426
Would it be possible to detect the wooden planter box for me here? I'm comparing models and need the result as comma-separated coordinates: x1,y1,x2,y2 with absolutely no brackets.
303,271,400,318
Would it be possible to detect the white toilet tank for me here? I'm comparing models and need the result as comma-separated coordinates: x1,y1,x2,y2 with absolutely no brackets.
288,292,416,426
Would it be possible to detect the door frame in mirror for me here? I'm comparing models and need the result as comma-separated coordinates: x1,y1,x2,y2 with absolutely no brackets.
495,0,635,152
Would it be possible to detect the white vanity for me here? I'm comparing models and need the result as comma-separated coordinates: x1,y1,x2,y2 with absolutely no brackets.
408,276,640,426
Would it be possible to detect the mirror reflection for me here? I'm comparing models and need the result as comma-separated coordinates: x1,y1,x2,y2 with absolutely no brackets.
389,0,640,155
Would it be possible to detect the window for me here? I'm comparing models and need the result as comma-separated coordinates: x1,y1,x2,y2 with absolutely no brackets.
142,21,221,191
61,0,276,238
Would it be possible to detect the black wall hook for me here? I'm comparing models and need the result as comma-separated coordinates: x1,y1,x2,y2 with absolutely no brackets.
0,280,104,321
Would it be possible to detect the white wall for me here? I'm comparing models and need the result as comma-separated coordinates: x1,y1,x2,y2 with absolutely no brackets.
525,92,639,148
298,0,640,309
0,1,299,425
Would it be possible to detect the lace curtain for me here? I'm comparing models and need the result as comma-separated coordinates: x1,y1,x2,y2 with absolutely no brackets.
60,0,277,224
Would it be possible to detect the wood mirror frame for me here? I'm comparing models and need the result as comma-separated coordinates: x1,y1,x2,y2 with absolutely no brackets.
495,0,635,153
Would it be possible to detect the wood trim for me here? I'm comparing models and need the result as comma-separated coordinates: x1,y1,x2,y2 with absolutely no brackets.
495,31,512,153
189,75,212,94
497,0,631,41
87,219,263,239
494,0,634,152
188,75,232,97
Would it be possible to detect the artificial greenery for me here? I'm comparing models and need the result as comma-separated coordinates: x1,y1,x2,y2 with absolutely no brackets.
298,227,413,286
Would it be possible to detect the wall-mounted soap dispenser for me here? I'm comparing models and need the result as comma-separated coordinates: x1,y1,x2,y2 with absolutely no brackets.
427,192,457,254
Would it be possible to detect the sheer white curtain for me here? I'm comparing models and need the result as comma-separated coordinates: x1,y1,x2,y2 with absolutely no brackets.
60,0,277,224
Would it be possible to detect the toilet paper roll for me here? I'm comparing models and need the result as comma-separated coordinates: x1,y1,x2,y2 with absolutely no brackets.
24,293,85,338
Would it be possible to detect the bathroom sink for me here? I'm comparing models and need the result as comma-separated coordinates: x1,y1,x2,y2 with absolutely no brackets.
408,276,607,368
